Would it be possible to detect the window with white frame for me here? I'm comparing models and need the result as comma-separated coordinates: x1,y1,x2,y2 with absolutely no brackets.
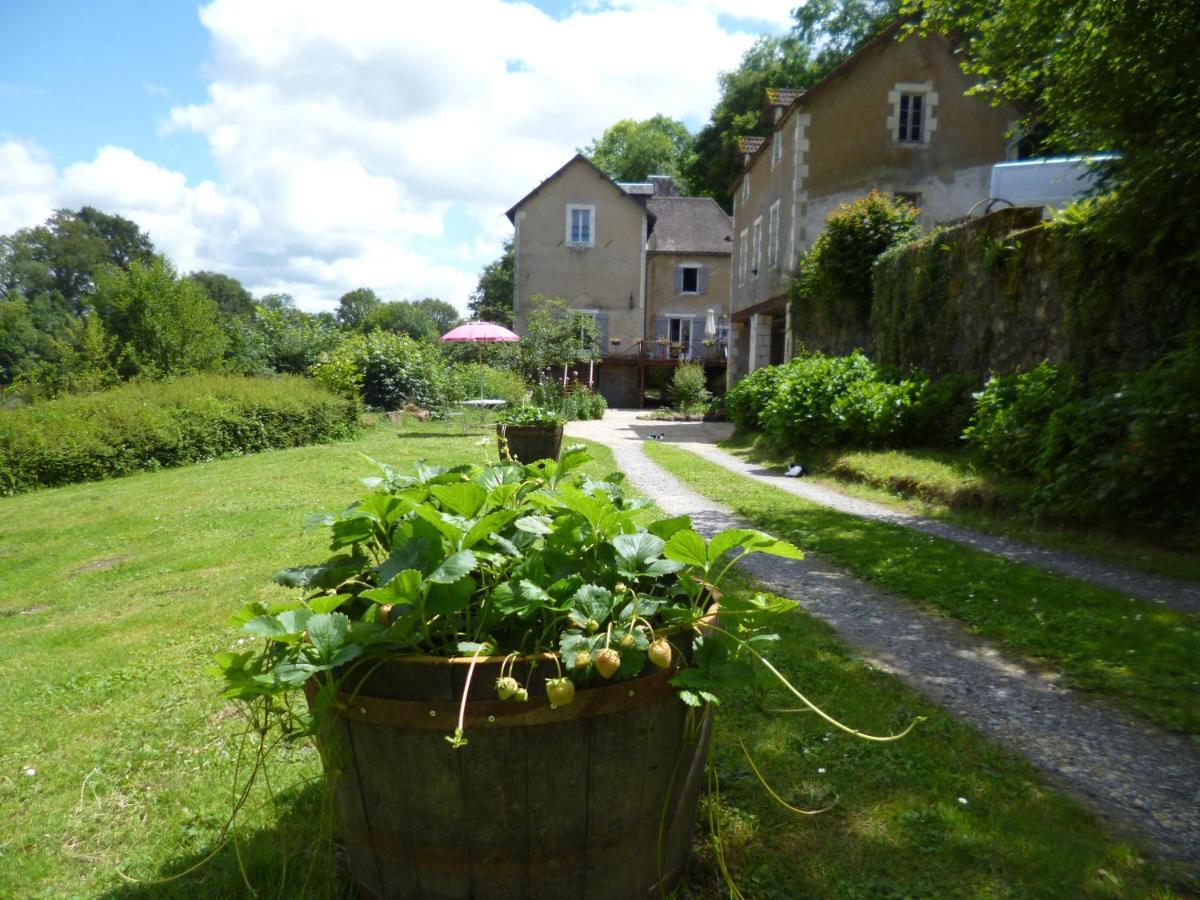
888,82,937,147
898,93,924,143
767,201,780,269
741,171,751,202
667,316,695,345
738,228,748,285
771,130,783,170
565,204,595,246
751,216,762,279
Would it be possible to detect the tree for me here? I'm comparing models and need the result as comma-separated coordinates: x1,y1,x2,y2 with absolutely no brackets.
336,287,381,329
186,271,255,318
252,305,341,374
685,37,815,205
915,0,1200,260
583,115,695,190
413,297,460,334
793,0,901,71
0,207,155,316
468,238,514,327
92,258,227,377
519,295,600,382
362,301,439,343
686,1,901,205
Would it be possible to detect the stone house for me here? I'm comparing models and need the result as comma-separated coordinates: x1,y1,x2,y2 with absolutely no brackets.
727,21,1022,385
506,154,731,407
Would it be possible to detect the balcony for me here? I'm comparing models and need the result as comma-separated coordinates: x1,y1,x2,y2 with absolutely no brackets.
628,339,727,364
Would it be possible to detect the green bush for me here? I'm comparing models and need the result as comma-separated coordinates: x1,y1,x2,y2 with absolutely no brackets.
442,363,527,405
754,352,919,451
528,379,606,421
725,365,786,432
963,362,1076,477
794,192,920,348
1032,343,1200,531
310,330,443,411
0,375,359,494
903,372,976,447
670,362,711,410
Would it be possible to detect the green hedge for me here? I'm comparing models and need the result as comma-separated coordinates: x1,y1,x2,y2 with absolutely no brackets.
0,375,359,494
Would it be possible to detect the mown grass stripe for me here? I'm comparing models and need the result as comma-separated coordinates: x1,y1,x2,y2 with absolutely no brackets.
644,440,1200,736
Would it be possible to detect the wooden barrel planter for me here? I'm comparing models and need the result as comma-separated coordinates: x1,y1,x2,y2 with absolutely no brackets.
307,651,711,900
496,424,563,464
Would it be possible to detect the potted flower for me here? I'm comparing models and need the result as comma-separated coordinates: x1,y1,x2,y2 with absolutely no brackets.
610,337,622,347
217,450,916,898
494,405,564,463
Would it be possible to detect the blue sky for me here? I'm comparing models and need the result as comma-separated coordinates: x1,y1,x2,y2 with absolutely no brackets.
0,0,793,312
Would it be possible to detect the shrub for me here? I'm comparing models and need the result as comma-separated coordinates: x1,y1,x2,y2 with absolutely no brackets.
442,363,528,406
528,379,606,421
725,365,786,432
963,362,1076,477
757,352,920,451
794,192,920,347
903,372,976,447
0,375,359,494
670,362,711,410
1032,342,1200,531
310,331,443,412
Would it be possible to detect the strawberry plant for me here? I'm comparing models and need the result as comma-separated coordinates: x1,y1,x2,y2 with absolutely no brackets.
215,445,918,895
220,444,919,737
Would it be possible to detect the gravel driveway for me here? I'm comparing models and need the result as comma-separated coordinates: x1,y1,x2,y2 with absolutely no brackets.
567,411,1200,869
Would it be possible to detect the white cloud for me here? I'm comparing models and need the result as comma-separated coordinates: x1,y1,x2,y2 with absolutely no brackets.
0,0,793,313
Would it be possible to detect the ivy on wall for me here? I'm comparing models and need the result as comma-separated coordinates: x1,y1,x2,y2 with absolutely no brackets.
868,204,1198,384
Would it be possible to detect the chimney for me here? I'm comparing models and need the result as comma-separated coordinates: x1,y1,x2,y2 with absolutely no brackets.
649,175,678,197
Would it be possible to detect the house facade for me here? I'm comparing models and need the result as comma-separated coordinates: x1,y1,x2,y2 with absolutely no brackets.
727,23,1021,385
507,155,731,407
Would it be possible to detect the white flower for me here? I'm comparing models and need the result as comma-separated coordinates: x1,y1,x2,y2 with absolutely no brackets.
817,767,826,774
22,767,36,777
957,797,968,805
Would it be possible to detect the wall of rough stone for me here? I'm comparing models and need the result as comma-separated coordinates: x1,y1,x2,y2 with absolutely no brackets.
791,206,1197,382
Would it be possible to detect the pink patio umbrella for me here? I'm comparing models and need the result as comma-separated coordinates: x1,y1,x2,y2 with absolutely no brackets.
439,320,520,398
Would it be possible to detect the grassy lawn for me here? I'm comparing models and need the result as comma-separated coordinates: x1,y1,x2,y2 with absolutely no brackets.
645,441,1200,736
0,420,1187,897
721,433,1200,585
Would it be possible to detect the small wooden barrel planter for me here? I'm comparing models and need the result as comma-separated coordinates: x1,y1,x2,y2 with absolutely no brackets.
307,652,711,900
496,424,564,464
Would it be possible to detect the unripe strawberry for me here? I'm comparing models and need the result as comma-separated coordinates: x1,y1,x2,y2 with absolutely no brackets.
514,687,529,703
546,677,575,707
595,648,621,679
618,632,635,650
585,618,600,634
614,582,627,594
378,604,393,626
494,675,519,700
648,639,672,669
573,651,592,669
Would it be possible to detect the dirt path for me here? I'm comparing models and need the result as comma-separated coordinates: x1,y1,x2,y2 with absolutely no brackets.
567,412,1200,869
585,411,1200,615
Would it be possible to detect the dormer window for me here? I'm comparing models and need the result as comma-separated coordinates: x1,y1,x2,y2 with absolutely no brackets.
566,204,595,247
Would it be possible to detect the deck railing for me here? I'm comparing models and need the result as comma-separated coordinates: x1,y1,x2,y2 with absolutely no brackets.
597,340,725,363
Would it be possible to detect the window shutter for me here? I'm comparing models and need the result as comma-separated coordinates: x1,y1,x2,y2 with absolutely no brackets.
653,315,669,341
674,266,684,293
697,267,708,295
595,313,610,350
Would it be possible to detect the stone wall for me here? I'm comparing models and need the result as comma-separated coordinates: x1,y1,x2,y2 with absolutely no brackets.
791,207,1197,382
